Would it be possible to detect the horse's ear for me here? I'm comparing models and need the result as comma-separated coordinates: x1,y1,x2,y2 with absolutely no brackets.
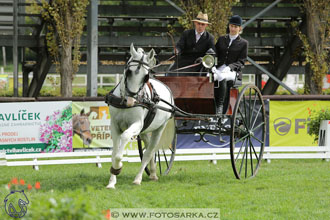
130,43,138,58
148,48,155,60
148,49,156,67
80,109,85,115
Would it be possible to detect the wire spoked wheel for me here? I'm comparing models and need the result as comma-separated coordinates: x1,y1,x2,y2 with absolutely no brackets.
230,84,266,179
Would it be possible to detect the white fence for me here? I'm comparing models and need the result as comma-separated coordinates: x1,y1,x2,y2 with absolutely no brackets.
2,72,307,89
5,73,121,88
1,146,329,170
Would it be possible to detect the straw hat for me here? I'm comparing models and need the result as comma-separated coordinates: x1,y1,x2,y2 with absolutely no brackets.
191,12,211,25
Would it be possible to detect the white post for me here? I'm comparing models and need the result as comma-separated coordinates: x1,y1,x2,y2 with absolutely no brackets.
326,145,330,162
33,158,39,171
211,153,217,165
96,155,102,168
267,151,271,163
318,120,330,162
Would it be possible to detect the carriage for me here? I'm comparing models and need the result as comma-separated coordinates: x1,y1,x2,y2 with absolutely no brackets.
137,52,267,180
105,44,266,188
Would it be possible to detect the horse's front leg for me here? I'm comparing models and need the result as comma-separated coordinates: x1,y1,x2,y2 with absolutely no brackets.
133,125,165,185
106,124,121,189
107,121,142,189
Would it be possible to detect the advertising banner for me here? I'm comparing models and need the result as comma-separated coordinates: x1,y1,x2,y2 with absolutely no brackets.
72,102,112,150
72,102,139,151
0,101,72,154
269,101,330,146
0,74,8,90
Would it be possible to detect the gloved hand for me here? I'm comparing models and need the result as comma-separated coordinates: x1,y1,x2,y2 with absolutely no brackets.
211,67,219,81
211,66,217,74
223,66,231,73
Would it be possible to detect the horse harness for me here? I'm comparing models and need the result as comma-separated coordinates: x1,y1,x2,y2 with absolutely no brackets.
105,56,170,133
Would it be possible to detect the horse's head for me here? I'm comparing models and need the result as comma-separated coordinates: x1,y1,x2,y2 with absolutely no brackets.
73,109,93,146
124,43,156,95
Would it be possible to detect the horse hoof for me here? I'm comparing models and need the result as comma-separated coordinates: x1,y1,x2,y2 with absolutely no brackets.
149,175,158,181
106,184,116,189
132,180,141,185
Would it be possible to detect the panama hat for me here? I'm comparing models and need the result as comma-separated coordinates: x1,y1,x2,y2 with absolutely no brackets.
191,12,211,25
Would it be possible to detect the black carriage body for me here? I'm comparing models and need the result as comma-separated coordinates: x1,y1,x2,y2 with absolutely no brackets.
139,75,266,180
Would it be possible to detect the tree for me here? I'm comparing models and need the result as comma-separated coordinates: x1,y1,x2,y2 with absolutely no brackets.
175,0,237,40
32,0,89,97
296,0,330,94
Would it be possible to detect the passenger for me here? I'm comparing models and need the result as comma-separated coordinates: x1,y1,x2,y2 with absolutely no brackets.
168,12,215,76
212,15,248,116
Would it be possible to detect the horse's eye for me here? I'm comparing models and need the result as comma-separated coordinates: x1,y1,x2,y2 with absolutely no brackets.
126,69,132,76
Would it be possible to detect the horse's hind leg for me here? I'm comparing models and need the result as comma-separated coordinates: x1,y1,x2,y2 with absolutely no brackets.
133,125,166,185
149,155,158,181
140,134,158,181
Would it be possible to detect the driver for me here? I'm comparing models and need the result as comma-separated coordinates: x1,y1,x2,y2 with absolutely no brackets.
168,12,215,76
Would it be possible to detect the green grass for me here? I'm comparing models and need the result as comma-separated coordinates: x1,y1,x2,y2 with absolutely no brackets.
0,160,330,219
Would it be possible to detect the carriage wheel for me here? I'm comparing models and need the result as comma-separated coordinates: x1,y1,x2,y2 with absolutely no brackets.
138,134,176,176
230,84,266,179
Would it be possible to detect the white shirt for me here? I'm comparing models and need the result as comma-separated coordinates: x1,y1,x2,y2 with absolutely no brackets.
229,34,238,46
195,31,204,42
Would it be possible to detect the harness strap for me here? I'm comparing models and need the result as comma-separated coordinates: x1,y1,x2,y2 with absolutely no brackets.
141,105,157,133
105,81,161,133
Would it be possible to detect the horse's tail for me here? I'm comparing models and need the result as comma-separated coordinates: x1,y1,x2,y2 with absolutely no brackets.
158,117,176,150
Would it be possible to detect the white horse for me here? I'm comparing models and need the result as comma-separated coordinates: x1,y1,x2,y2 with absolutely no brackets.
106,43,175,189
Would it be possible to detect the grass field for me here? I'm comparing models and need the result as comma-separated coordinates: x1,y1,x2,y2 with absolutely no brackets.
0,159,330,219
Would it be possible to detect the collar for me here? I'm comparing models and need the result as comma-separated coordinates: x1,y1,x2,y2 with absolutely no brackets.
229,34,239,40
226,34,241,41
195,30,204,36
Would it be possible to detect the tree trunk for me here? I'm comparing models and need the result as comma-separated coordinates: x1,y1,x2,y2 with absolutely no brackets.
304,9,323,94
262,19,306,95
60,41,73,97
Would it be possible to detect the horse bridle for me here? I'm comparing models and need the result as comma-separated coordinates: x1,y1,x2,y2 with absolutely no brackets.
124,55,151,96
73,117,91,138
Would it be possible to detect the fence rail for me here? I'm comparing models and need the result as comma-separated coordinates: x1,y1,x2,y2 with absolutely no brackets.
1,72,306,89
1,146,329,170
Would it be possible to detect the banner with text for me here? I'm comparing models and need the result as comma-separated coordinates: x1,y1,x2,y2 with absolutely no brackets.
0,101,72,154
269,100,330,146
72,102,139,151
72,102,112,150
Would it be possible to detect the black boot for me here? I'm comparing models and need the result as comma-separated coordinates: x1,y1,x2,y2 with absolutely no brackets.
214,79,227,117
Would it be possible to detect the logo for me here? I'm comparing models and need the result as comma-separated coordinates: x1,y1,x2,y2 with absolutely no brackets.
4,190,29,218
274,117,291,136
90,106,110,120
